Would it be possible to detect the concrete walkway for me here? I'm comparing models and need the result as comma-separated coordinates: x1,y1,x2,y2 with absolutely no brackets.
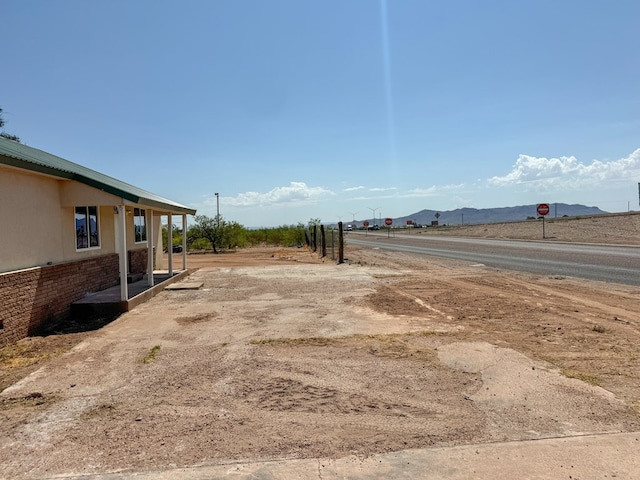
54,432,640,479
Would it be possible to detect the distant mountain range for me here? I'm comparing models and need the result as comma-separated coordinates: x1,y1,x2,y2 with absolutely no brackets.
356,204,608,227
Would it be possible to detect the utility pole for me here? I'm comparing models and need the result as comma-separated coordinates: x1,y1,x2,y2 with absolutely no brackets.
215,193,221,254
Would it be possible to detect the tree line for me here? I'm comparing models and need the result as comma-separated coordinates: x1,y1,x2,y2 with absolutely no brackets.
164,214,311,253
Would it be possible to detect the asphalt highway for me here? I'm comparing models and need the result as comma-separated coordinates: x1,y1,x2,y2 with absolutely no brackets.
348,232,640,286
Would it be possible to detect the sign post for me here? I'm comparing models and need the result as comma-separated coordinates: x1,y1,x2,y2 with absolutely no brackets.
385,218,393,238
537,203,550,238
363,220,369,236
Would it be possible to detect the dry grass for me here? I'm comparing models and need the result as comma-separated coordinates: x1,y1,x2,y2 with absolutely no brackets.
250,331,440,363
0,341,68,370
561,369,601,386
142,345,161,364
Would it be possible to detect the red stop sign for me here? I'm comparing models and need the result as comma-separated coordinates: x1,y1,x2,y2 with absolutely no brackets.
385,218,393,226
363,221,369,227
537,203,550,216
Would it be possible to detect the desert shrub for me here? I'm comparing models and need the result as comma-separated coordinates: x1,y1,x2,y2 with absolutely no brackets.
190,238,212,250
245,224,306,247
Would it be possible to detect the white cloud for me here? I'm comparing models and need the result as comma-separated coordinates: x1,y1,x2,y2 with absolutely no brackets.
208,182,334,208
343,186,365,192
407,184,465,197
489,149,640,190
369,187,398,192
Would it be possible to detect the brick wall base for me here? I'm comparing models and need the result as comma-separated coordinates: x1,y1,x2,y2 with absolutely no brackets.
0,254,119,347
128,248,149,275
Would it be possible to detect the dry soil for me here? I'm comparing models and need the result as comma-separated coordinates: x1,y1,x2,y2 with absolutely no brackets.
1,214,639,479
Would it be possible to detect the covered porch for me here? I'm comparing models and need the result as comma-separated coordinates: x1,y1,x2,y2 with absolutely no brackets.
112,206,194,304
71,266,193,316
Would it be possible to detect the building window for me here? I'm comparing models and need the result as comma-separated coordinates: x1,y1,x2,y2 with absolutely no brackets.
134,208,147,243
75,206,100,249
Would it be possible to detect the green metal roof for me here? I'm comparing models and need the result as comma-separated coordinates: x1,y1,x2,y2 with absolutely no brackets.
0,137,196,215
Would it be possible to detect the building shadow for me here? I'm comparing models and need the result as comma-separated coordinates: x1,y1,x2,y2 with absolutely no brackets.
33,312,121,336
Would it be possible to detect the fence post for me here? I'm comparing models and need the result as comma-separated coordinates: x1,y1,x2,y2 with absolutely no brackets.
320,224,326,258
338,221,344,264
312,225,317,252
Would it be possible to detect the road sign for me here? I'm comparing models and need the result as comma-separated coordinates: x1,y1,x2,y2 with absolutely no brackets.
537,203,550,216
385,218,393,226
363,221,369,227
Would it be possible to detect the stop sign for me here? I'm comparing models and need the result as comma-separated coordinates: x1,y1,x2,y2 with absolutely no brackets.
363,221,369,227
537,203,550,216
385,218,393,226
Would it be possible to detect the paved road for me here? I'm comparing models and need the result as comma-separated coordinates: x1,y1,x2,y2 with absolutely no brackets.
348,232,640,286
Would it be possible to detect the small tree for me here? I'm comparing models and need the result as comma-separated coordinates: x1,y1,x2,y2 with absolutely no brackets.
189,214,246,253
190,215,222,253
221,220,246,249
0,106,20,142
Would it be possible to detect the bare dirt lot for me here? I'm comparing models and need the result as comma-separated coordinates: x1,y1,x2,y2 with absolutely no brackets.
1,214,640,478
416,210,640,245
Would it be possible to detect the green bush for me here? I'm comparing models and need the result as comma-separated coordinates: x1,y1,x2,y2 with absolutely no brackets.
190,238,212,250
186,216,307,251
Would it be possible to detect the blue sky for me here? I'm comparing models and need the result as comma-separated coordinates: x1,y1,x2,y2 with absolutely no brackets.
3,0,640,227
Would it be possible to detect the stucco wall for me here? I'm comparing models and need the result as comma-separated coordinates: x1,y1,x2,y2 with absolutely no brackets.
0,166,151,272
0,167,65,272
60,205,118,261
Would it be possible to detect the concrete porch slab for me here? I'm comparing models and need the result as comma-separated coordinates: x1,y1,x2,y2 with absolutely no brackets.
164,281,203,290
71,270,192,316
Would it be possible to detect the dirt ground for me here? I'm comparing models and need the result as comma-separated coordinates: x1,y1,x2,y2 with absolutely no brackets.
415,210,640,245
1,215,640,478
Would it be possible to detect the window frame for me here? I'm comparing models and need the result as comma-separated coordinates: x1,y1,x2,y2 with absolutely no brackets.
133,207,147,244
75,206,101,251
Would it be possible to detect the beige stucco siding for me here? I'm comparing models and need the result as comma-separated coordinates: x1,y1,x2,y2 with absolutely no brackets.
61,182,150,252
2,164,177,274
1,166,150,273
0,167,64,272
60,205,117,260
59,181,124,208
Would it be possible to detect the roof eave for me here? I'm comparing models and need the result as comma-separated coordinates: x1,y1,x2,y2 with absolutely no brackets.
1,149,197,216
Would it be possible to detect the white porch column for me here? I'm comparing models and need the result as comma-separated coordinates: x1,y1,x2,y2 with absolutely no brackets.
146,208,154,287
182,214,187,270
167,213,173,276
117,205,128,301
154,215,163,269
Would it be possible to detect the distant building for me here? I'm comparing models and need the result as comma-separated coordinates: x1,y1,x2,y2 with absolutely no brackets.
0,137,196,346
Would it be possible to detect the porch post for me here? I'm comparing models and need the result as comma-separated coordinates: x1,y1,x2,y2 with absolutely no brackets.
147,208,154,287
117,205,128,301
182,214,187,270
168,213,173,276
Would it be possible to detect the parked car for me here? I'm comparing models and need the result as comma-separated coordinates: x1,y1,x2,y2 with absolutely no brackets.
165,244,183,253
